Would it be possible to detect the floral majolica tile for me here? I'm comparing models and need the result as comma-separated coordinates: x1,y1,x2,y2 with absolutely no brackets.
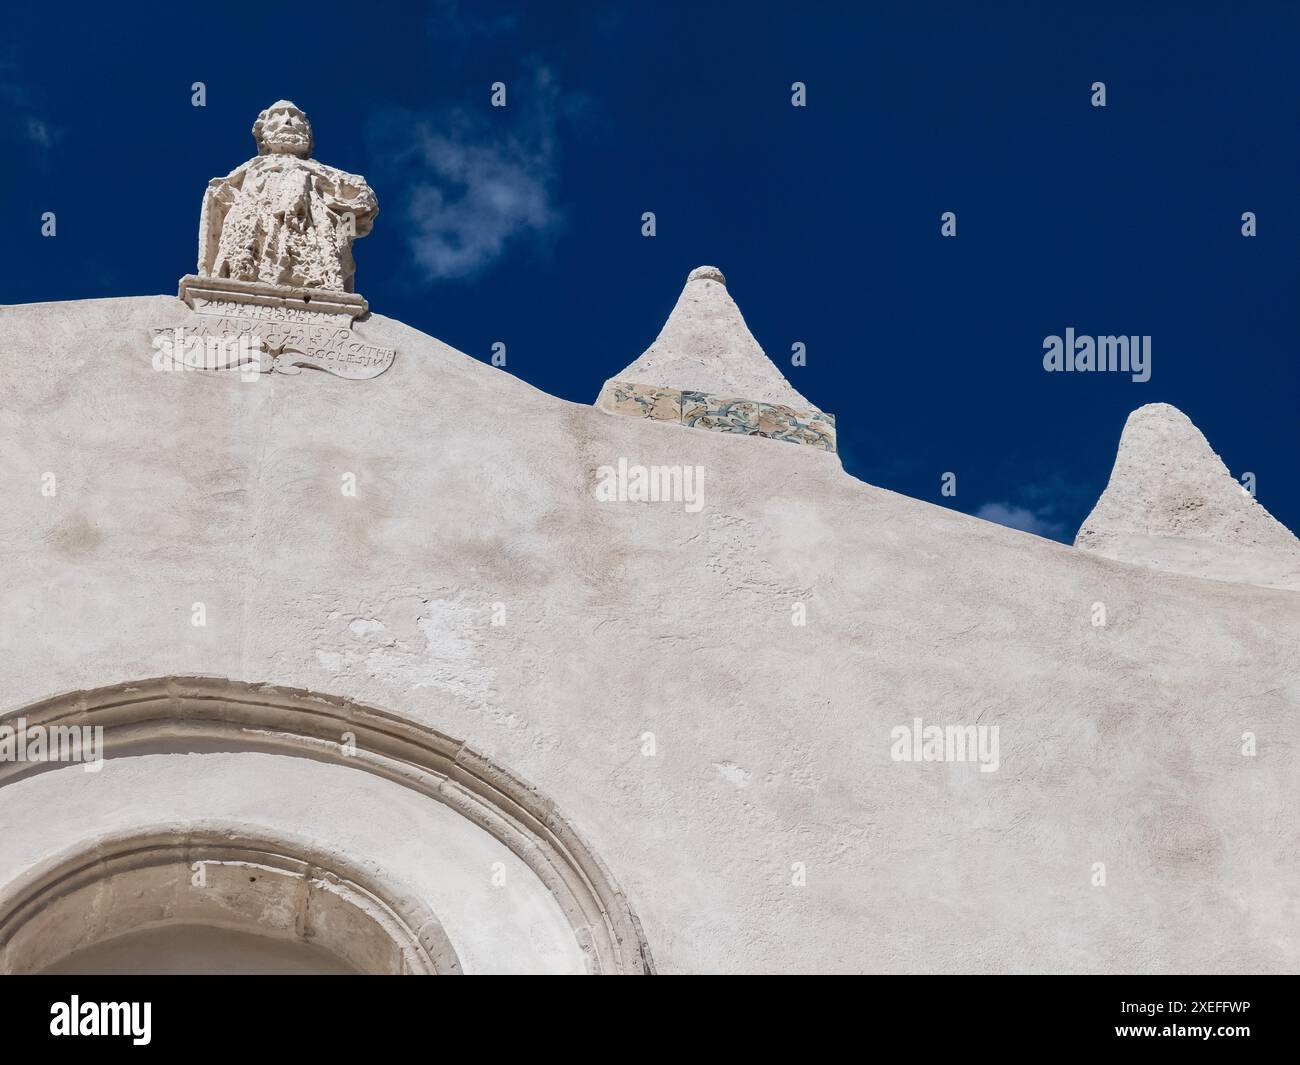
597,379,836,453
760,405,837,452
596,381,682,422
682,393,762,435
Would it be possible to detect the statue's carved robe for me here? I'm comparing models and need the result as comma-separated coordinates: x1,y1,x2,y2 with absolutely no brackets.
198,155,378,292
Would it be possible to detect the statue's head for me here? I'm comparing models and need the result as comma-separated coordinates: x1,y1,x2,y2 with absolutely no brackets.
253,100,312,157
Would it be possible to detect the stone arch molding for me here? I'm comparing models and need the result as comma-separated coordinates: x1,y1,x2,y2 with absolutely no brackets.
0,824,460,975
0,677,653,975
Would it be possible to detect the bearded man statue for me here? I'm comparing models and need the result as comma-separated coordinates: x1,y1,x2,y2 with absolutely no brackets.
197,101,378,293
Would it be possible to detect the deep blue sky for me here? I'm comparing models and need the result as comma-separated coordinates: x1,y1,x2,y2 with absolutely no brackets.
3,1,1296,541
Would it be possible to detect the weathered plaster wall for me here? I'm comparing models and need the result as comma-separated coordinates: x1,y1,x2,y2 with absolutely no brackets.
1,295,1297,973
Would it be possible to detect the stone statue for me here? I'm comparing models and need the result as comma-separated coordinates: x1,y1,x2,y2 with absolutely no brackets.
163,101,395,380
197,101,378,293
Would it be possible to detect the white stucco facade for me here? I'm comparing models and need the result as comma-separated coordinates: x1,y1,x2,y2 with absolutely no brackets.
0,287,1297,973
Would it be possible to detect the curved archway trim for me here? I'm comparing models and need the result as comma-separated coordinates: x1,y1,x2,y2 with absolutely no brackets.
0,677,654,975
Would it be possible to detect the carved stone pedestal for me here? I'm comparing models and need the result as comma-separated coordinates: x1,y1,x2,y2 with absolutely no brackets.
153,276,396,380
178,275,368,322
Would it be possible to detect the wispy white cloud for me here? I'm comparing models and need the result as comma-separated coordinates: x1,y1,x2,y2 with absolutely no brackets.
974,502,1067,540
404,110,556,279
373,66,574,281
0,54,58,160
26,117,52,149
973,474,1097,542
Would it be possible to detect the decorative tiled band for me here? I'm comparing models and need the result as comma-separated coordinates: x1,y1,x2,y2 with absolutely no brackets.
595,379,837,453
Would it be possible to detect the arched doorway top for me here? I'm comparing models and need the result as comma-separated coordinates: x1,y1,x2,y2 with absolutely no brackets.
0,677,653,975
0,823,461,974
